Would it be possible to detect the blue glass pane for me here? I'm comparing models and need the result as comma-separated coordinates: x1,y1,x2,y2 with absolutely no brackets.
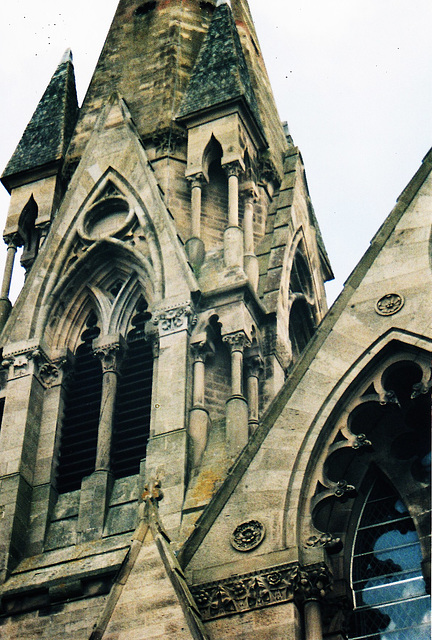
348,477,431,640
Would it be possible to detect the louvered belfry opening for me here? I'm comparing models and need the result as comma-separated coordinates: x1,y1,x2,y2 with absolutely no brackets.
56,312,102,493
111,299,153,478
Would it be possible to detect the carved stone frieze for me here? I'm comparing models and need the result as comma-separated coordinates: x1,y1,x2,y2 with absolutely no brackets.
230,520,265,552
191,562,332,620
2,347,47,380
154,304,196,336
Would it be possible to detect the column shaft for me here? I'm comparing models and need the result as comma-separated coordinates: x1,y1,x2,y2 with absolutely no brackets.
191,183,202,239
1,242,17,299
95,370,118,471
304,600,323,640
228,173,239,227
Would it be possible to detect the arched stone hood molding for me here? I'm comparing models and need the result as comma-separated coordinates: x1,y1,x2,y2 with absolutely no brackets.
46,240,157,351
286,331,431,564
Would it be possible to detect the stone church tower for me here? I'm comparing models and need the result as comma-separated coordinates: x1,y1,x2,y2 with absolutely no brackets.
0,1,430,638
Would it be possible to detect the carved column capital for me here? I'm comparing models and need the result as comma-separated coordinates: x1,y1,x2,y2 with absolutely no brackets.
223,161,243,179
3,233,21,250
191,339,214,363
187,172,205,189
153,303,197,337
245,354,264,378
93,336,126,374
240,182,259,204
222,331,251,353
292,563,333,603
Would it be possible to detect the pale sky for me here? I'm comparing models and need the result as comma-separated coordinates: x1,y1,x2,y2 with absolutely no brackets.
0,0,431,303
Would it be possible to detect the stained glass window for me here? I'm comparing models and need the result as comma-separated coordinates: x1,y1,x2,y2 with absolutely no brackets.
348,476,431,640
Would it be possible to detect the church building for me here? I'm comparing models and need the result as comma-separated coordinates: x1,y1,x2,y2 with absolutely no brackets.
0,0,430,638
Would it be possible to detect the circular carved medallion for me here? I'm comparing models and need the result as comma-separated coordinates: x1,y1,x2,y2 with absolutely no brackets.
375,293,404,316
231,520,265,552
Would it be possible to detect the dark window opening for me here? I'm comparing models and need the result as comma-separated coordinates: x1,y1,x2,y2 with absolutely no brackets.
56,312,102,493
135,1,157,16
0,397,4,434
289,297,315,359
111,300,153,478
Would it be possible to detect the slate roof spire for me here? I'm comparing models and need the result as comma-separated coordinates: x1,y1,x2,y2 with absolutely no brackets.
1,49,79,191
177,0,264,136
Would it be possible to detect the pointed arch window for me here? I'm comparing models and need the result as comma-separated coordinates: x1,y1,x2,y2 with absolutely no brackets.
56,312,102,493
349,475,431,640
111,300,153,478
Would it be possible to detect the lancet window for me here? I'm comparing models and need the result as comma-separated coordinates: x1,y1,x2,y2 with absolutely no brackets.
56,299,154,493
56,311,102,493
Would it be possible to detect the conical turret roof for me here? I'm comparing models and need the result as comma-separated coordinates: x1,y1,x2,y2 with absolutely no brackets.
1,50,78,189
177,1,263,134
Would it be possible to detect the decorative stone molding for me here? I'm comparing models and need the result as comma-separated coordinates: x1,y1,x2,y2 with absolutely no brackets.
230,520,265,552
333,479,356,499
222,331,251,353
191,562,332,620
93,339,125,374
2,347,48,380
38,356,70,389
142,479,163,504
305,533,342,553
153,304,197,336
352,433,372,450
375,293,404,316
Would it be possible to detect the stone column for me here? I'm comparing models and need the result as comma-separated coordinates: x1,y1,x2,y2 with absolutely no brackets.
223,162,243,269
223,331,251,458
93,337,125,472
242,185,259,290
77,335,125,543
189,340,213,468
295,564,333,640
186,173,206,268
0,235,20,331
245,354,263,434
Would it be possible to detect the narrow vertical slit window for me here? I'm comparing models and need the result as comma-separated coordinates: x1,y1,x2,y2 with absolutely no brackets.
111,300,153,478
56,311,102,493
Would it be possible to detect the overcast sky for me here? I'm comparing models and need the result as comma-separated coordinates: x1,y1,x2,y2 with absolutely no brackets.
0,0,431,303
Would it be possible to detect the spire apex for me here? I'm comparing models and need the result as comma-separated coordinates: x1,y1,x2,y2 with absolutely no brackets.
60,48,73,65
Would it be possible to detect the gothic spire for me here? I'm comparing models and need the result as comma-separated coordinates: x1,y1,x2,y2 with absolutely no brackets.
1,50,78,191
